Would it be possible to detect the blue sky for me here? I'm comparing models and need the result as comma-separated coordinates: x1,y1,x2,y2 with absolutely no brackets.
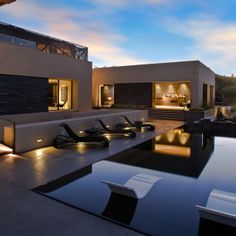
0,0,236,75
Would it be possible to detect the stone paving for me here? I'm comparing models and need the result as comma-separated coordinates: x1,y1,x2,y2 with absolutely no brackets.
0,119,183,236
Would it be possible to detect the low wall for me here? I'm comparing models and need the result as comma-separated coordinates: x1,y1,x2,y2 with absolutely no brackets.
1,111,72,125
202,119,236,137
11,110,148,153
184,108,215,122
1,109,131,125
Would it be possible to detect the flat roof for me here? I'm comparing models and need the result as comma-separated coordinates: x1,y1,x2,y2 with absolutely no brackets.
94,60,214,73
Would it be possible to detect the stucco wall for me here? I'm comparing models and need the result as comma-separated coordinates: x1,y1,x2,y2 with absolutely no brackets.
93,60,215,108
198,62,215,106
11,110,148,153
0,42,92,111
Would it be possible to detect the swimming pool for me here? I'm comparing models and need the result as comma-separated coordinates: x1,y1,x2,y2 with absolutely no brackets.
34,126,236,235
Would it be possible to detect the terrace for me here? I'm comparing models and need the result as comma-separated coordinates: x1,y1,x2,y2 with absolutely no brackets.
0,117,183,235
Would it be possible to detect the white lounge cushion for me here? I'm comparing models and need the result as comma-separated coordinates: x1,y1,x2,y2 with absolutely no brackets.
196,189,236,227
102,174,161,199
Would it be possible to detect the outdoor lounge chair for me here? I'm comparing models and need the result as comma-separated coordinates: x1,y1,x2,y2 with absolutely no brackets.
102,174,161,199
52,123,109,148
118,115,155,131
196,189,236,228
85,119,136,138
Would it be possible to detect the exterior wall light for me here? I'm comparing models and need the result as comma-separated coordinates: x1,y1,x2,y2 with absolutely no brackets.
36,139,43,143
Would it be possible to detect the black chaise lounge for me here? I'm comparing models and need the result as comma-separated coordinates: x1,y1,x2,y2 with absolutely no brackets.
52,123,109,148
85,119,136,138
119,115,155,131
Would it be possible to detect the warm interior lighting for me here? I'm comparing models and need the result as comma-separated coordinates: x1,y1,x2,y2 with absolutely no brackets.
154,81,190,108
155,135,162,142
36,139,43,143
154,144,191,158
154,105,186,110
178,132,190,145
166,130,175,143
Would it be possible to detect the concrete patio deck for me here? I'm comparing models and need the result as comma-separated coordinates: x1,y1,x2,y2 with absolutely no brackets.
0,119,183,236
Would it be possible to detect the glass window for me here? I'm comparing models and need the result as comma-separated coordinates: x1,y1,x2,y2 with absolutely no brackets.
0,33,36,48
59,80,72,110
48,79,72,111
99,84,114,107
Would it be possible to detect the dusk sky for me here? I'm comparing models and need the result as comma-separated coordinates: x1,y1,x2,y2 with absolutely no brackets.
0,0,236,75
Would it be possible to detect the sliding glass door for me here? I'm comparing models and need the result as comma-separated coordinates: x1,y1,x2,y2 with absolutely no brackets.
48,79,72,111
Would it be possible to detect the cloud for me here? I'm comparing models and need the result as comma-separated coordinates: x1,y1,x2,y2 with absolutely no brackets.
164,15,236,74
0,0,148,67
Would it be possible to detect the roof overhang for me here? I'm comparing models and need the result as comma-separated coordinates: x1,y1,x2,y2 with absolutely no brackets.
0,0,15,7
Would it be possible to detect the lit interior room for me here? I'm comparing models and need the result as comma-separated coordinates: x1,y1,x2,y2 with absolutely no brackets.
99,84,114,107
153,82,191,110
154,128,191,158
48,79,72,111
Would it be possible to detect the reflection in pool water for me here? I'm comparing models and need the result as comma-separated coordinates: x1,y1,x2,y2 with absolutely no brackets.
34,127,236,236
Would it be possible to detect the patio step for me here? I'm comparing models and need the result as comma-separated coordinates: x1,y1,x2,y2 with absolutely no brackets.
148,109,185,121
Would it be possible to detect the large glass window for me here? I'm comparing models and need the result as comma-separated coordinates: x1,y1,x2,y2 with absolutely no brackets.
99,84,114,107
0,33,36,48
48,79,72,111
153,81,191,109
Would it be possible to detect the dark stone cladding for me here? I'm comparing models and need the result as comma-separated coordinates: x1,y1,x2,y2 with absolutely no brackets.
0,74,49,115
114,83,153,108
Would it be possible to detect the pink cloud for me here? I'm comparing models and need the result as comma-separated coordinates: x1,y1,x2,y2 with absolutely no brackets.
0,0,149,67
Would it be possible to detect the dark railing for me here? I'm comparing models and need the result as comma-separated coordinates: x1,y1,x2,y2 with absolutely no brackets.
0,22,88,61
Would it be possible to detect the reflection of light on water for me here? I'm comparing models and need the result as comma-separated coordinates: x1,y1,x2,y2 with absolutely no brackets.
155,135,162,142
155,144,191,158
154,128,191,156
166,130,175,143
174,129,183,135
178,132,190,145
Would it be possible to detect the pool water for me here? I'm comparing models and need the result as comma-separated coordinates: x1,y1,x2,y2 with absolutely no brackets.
34,127,236,236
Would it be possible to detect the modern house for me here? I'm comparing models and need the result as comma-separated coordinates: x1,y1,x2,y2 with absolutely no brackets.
0,22,217,152
0,22,92,115
92,61,215,109
0,22,216,117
